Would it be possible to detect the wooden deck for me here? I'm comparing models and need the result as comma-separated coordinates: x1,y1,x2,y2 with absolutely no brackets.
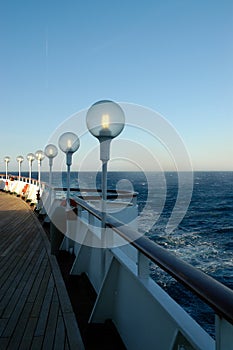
0,192,84,350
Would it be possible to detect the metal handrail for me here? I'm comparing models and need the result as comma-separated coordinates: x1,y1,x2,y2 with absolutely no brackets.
52,187,138,200
73,195,233,326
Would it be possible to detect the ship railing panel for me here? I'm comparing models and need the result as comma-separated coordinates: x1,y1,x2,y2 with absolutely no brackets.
0,175,45,204
42,187,233,350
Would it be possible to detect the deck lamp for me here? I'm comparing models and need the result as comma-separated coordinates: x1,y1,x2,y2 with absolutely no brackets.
86,100,125,228
44,144,58,186
16,155,24,181
44,144,58,208
26,153,35,184
58,132,80,208
35,150,45,190
4,156,10,180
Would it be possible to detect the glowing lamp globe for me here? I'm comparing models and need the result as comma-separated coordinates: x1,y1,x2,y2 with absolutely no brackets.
58,132,80,207
16,155,24,163
26,153,35,162
35,150,45,161
4,156,10,179
44,144,58,159
86,100,125,140
58,132,80,154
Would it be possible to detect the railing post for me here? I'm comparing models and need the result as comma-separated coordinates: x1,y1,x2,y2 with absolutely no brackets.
137,251,150,279
50,206,66,255
77,204,82,218
88,211,95,226
215,315,233,350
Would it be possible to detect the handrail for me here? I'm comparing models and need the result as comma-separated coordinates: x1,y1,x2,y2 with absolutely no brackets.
52,187,138,200
0,174,46,188
73,196,233,326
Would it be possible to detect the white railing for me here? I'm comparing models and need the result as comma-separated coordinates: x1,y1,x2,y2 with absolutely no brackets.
46,190,233,350
0,174,46,204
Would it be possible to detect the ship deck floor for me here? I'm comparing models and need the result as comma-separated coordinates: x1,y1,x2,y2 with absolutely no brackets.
0,191,84,350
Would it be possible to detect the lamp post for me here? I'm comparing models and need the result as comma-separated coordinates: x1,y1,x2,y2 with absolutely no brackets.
44,144,58,187
16,155,24,181
44,144,58,209
4,156,10,180
35,150,45,190
58,132,80,208
86,100,125,229
26,153,35,184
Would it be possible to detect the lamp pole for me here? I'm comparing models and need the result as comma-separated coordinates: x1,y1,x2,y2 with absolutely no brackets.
26,153,35,184
58,132,80,208
86,100,125,237
4,156,10,180
44,144,58,208
16,156,24,181
35,150,45,190
86,100,125,278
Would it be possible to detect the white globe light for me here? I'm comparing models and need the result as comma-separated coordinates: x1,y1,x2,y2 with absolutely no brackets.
4,156,10,163
35,150,45,161
58,132,80,154
27,153,35,162
86,100,125,140
44,144,58,159
16,155,24,163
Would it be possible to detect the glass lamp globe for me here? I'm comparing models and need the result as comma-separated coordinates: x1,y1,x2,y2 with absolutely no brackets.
86,100,125,140
16,155,24,163
58,132,80,154
44,144,58,159
4,156,10,163
35,150,45,161
27,153,35,162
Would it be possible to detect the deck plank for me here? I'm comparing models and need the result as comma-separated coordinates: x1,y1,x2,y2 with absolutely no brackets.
0,192,84,349
42,288,59,350
19,317,38,350
2,248,46,336
53,314,66,350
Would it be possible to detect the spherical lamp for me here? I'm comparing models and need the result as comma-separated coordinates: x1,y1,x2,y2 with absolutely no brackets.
86,100,125,162
26,153,35,183
86,100,125,231
4,156,10,180
16,155,24,181
35,150,45,189
58,132,80,207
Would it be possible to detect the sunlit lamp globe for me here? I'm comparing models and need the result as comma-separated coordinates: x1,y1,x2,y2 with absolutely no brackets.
4,156,10,163
44,144,58,159
35,150,45,161
86,100,125,140
58,132,80,154
16,155,24,163
26,153,35,162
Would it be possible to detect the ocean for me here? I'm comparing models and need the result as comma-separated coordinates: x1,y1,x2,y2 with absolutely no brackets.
18,171,233,336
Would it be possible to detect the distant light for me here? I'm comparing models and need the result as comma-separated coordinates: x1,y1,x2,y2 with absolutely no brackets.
4,156,10,163
58,132,80,154
58,132,80,207
26,153,35,162
16,155,24,163
35,150,45,161
44,144,58,159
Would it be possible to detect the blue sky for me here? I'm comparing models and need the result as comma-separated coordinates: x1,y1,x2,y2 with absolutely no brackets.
0,0,232,172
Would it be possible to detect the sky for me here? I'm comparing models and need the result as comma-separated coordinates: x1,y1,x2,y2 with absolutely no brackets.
0,0,232,173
